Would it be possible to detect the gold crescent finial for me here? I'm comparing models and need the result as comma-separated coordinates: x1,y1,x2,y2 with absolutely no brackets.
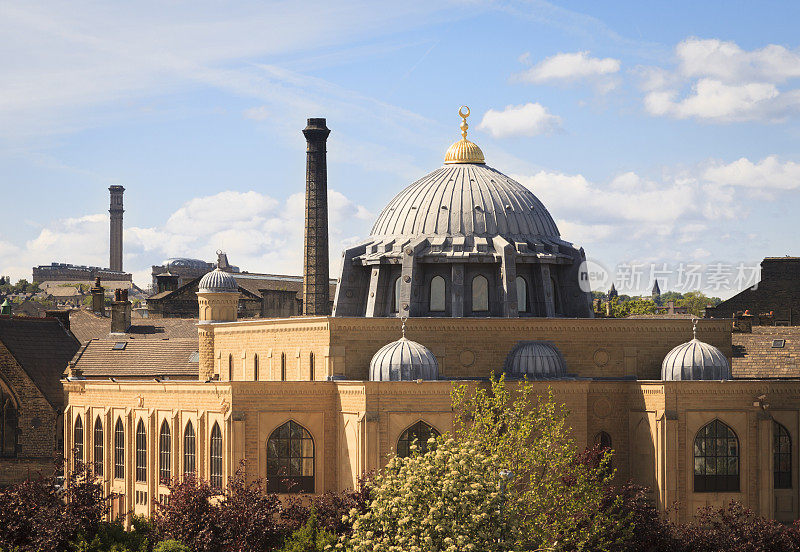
458,106,470,139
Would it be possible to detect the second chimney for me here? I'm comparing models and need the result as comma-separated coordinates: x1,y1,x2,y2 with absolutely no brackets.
302,118,331,316
110,288,131,333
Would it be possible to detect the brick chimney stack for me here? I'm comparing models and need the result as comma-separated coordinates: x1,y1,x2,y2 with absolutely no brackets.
109,185,125,272
110,288,131,333
302,118,331,316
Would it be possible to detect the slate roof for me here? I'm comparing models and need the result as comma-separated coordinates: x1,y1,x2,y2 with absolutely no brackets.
0,315,80,408
71,338,199,379
147,273,337,303
732,327,800,379
69,309,199,343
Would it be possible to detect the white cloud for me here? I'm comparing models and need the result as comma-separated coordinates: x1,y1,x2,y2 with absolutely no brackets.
478,103,562,138
703,155,800,190
640,37,800,122
243,106,270,121
514,51,620,84
1,189,371,288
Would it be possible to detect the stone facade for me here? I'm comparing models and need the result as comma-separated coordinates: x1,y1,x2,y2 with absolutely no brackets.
32,264,131,284
706,257,800,324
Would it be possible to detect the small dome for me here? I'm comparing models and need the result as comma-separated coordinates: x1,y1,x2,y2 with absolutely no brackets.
661,339,731,381
504,341,567,379
369,337,439,381
198,268,238,293
444,138,485,164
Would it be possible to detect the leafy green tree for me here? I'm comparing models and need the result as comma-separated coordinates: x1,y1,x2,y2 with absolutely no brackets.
610,297,658,317
451,377,626,551
676,291,721,317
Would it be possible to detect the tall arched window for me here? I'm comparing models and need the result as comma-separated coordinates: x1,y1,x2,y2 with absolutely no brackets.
516,276,528,313
266,421,314,493
280,353,286,381
774,421,792,489
228,354,233,381
551,276,561,314
392,277,401,313
694,419,739,492
429,276,445,312
595,431,613,472
94,417,104,476
309,353,315,381
210,423,223,488
183,421,196,478
74,415,84,465
114,418,124,479
135,420,147,483
397,421,440,458
472,275,488,312
1,390,18,458
254,354,259,381
159,420,171,484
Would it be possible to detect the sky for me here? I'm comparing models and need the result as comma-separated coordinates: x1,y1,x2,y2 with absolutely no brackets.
1,0,799,298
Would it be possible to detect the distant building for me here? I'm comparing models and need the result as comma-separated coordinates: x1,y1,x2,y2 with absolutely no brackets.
0,314,80,486
705,257,800,325
146,271,336,319
32,263,131,285
151,252,240,290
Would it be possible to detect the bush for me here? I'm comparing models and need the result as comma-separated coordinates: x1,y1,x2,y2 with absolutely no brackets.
153,540,190,552
279,511,336,552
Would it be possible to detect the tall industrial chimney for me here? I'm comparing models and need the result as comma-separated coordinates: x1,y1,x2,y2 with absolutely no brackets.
109,185,125,272
302,118,331,316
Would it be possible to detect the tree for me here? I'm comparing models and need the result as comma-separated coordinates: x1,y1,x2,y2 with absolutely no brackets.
451,377,629,551
611,297,658,317
344,437,517,552
279,511,336,552
676,291,721,317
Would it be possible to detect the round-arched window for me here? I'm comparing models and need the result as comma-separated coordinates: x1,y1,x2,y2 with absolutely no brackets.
266,421,314,493
397,421,440,458
694,419,739,492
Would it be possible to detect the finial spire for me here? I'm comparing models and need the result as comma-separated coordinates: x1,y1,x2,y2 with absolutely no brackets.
400,316,408,339
692,318,698,340
444,105,485,164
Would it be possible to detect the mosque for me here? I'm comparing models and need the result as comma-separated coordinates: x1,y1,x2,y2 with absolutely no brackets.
65,108,800,524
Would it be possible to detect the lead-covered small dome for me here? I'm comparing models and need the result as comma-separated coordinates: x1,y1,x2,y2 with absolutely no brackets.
504,341,567,379
661,339,731,381
369,337,439,381
198,268,238,293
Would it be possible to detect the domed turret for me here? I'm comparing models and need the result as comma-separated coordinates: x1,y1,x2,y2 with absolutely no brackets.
661,322,731,381
198,267,238,293
369,321,438,381
504,341,567,380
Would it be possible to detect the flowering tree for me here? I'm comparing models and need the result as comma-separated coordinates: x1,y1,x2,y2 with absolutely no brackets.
451,376,628,551
344,437,516,552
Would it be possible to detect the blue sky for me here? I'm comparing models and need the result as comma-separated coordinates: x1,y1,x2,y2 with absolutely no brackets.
1,0,799,297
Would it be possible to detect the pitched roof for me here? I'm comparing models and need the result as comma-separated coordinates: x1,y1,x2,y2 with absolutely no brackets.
68,309,199,343
71,338,199,379
147,272,337,302
0,315,80,408
732,326,800,379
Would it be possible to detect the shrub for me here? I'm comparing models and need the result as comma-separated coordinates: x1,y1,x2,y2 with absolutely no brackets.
279,511,337,552
153,540,190,552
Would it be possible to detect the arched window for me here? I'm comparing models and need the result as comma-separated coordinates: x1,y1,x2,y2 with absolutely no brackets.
429,276,445,312
74,415,84,465
266,421,314,493
228,354,233,381
516,276,528,313
551,276,561,314
774,421,792,489
397,421,440,458
254,354,259,381
1,390,17,458
183,421,196,478
114,418,124,479
280,353,286,381
210,423,223,488
694,419,739,492
159,420,171,484
595,431,613,472
94,417,104,476
472,275,488,312
135,420,147,483
392,277,401,313
309,353,315,381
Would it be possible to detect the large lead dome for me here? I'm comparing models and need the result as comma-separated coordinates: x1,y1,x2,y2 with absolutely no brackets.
334,106,593,319
370,164,560,240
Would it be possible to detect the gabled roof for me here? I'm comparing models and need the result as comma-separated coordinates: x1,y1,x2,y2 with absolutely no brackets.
0,315,80,408
68,309,199,343
71,338,199,379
